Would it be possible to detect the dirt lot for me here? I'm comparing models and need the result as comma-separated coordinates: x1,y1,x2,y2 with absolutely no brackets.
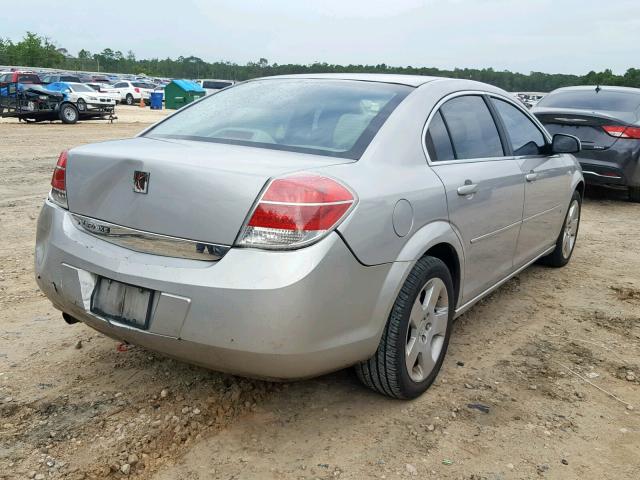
1,106,639,480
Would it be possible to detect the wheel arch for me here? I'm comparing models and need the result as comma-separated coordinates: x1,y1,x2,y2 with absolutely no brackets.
358,221,466,361
393,220,465,309
422,242,461,309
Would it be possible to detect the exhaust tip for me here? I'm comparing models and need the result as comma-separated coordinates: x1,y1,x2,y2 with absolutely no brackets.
62,313,80,325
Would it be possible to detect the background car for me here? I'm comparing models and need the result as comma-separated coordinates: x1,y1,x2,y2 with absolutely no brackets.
533,85,640,202
110,80,155,105
35,74,583,400
196,79,235,95
41,73,81,84
47,81,116,112
0,71,42,84
85,82,121,103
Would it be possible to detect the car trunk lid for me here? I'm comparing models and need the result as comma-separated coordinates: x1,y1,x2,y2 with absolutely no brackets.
65,137,354,246
534,107,638,151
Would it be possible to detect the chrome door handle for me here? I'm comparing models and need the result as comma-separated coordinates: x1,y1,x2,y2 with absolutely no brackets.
457,183,478,196
525,172,538,182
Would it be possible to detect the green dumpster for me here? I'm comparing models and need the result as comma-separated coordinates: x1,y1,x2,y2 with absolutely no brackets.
164,79,206,110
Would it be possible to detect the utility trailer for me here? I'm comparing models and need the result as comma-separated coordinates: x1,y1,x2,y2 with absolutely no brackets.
0,82,115,124
0,82,79,123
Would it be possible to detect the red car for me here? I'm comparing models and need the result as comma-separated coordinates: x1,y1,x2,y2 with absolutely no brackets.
0,71,42,84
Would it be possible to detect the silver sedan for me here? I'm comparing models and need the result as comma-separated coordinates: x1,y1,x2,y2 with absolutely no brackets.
35,74,584,399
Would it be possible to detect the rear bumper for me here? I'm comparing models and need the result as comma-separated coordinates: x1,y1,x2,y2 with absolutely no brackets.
85,102,115,110
576,142,640,187
35,201,397,379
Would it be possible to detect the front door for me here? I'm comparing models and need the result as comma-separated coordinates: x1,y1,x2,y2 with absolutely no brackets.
489,97,572,266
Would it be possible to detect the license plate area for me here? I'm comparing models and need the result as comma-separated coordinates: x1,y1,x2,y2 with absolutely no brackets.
91,277,155,329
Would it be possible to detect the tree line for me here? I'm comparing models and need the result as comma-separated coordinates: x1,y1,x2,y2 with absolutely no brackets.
2,32,640,92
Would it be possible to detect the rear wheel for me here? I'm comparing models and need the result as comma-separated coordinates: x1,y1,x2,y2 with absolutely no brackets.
125,94,134,106
540,190,581,267
629,186,640,203
59,103,79,124
355,256,454,399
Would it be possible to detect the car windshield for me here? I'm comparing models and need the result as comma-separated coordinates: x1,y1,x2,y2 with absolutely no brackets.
70,84,95,92
537,89,640,112
133,82,155,89
146,79,412,159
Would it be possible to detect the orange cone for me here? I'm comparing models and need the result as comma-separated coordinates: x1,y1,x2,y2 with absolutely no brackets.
139,96,145,108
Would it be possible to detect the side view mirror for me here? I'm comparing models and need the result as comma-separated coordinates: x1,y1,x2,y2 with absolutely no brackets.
551,134,581,154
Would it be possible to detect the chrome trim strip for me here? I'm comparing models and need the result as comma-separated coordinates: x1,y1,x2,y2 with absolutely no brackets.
454,245,555,317
582,170,622,180
470,220,522,244
71,213,230,262
523,204,561,223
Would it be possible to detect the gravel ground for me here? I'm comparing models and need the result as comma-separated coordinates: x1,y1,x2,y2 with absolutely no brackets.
1,106,639,480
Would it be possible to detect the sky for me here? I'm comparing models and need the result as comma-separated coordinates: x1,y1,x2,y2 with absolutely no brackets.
1,0,639,75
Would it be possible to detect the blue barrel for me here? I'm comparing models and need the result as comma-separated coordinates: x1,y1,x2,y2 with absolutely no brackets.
150,92,163,110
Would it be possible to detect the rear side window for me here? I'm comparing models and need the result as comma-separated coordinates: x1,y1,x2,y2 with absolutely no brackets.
493,98,546,156
425,111,455,161
537,90,640,113
440,96,504,160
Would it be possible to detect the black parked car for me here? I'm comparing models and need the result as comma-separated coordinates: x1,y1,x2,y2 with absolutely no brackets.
533,86,640,202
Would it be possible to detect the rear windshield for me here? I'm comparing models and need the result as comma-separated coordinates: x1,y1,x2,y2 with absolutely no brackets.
537,89,640,112
202,80,232,89
133,82,156,89
146,79,412,159
61,76,80,82
70,84,95,92
17,74,41,83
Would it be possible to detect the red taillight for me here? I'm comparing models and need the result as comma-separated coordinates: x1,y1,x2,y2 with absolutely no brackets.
50,150,68,208
238,174,356,249
603,125,640,139
134,87,140,93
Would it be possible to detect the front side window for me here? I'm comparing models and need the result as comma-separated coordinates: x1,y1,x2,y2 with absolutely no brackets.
146,79,412,159
439,96,504,160
493,98,546,156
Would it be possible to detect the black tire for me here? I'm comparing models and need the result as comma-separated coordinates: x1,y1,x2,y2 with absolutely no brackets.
125,94,134,106
355,256,454,399
539,190,581,268
629,186,640,203
76,98,86,112
59,103,79,124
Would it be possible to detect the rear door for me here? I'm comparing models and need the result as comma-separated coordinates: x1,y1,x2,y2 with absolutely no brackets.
490,97,571,266
426,94,525,304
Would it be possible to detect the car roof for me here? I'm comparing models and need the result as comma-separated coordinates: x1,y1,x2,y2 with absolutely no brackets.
252,73,441,87
550,85,640,95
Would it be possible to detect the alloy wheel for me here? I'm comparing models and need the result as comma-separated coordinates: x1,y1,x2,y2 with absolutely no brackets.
405,277,449,382
562,199,580,259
